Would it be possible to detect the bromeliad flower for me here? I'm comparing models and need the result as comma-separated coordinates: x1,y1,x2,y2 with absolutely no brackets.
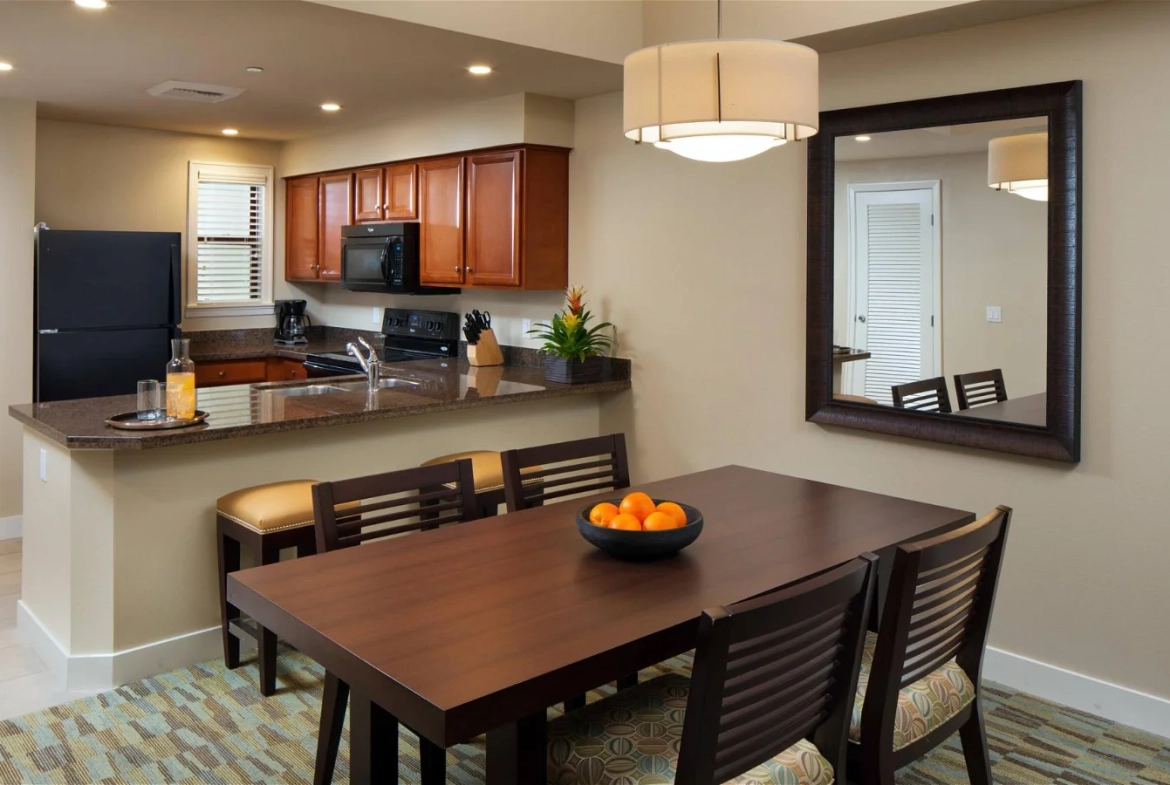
566,286,585,316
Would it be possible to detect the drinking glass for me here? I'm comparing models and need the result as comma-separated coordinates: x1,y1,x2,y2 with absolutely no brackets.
137,380,164,421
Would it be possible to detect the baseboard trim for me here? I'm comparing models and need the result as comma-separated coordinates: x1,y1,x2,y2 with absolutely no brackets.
0,515,21,540
17,602,221,691
985,646,1170,738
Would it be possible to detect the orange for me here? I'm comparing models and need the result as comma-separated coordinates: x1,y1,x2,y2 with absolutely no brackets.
619,492,656,522
589,502,620,527
655,502,688,528
643,511,679,531
609,513,643,531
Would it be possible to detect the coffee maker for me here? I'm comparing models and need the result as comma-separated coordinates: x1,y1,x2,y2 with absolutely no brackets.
275,300,311,345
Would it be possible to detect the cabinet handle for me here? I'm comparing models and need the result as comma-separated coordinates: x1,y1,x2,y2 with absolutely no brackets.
218,371,226,378
465,266,472,273
455,266,460,272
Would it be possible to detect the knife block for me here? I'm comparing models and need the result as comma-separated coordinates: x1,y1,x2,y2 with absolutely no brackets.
467,329,504,367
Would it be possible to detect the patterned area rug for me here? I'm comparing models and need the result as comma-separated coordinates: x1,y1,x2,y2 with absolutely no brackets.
0,649,1165,784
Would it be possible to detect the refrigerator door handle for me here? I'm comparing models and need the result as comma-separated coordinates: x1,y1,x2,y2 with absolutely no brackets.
169,242,182,324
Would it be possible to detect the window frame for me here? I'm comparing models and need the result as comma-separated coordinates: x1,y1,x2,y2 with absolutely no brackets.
185,161,276,319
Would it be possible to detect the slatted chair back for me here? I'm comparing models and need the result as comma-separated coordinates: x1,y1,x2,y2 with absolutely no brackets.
501,434,630,512
311,460,479,552
675,556,878,785
891,377,953,413
954,369,1008,410
860,506,1011,756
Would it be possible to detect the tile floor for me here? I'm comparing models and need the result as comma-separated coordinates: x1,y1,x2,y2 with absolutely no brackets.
0,539,102,721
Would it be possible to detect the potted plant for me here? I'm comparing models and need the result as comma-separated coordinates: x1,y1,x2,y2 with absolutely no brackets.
529,286,614,384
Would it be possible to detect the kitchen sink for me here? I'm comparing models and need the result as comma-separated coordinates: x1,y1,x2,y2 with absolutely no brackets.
260,384,349,397
329,378,422,392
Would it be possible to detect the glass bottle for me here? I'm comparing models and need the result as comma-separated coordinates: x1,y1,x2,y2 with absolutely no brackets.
166,338,196,419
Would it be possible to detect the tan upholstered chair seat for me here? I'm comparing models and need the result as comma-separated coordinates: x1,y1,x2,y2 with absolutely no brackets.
216,480,320,534
422,450,541,494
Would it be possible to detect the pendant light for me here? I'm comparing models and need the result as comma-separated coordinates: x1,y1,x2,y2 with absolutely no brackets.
622,0,819,163
988,132,1048,201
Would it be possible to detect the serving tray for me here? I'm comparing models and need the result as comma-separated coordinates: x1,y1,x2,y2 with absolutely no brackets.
106,411,209,430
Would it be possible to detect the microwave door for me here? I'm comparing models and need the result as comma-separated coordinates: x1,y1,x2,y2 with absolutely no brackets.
342,241,389,291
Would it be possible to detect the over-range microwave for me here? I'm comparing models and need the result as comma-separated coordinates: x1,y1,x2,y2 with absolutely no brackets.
340,223,456,295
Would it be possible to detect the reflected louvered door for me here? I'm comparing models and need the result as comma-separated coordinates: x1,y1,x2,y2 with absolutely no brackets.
848,186,938,404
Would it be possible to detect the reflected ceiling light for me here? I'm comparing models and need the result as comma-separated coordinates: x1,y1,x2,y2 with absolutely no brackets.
320,103,341,112
988,132,1048,202
75,0,109,8
222,128,239,136
467,65,492,76
855,135,872,142
0,62,12,72
246,66,264,73
622,0,818,163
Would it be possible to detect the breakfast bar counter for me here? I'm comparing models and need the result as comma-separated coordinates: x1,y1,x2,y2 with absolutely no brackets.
8,360,630,693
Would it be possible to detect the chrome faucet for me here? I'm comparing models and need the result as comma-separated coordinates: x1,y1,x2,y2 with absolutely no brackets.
346,337,380,391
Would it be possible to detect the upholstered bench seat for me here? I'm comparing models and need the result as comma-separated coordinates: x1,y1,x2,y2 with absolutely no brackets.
849,631,977,751
547,673,836,785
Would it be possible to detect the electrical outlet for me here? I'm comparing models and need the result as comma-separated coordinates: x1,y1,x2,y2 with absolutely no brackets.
521,318,532,335
986,306,1002,323
372,307,381,325
39,449,47,482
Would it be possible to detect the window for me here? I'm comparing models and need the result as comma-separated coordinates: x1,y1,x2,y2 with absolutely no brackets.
186,162,274,317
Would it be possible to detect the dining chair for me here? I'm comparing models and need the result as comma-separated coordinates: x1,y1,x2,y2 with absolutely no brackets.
547,555,878,785
891,377,953,413
310,460,480,785
850,506,1012,785
954,369,1008,410
501,432,635,709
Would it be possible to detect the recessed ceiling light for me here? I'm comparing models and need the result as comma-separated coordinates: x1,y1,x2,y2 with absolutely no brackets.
0,62,12,72
320,103,341,112
467,65,492,76
246,67,264,74
222,128,239,136
855,135,872,142
75,0,109,9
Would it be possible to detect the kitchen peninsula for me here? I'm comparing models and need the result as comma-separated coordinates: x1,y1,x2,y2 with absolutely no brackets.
7,359,629,691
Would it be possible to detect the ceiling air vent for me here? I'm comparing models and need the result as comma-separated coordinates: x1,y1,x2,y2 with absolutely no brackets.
146,80,244,103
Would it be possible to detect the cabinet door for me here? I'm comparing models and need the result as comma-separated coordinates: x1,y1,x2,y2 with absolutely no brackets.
466,151,522,287
418,158,465,285
384,163,417,220
353,168,384,223
195,359,269,387
285,177,320,280
318,173,353,280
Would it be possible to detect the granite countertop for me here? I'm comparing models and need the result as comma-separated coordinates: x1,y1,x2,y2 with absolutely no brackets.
9,359,631,451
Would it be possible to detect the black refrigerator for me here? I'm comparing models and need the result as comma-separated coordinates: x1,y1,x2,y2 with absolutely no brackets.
35,229,182,402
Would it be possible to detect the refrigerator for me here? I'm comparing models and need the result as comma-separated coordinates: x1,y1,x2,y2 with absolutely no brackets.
35,229,182,403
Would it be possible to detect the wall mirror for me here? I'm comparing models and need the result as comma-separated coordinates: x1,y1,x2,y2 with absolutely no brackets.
806,82,1082,462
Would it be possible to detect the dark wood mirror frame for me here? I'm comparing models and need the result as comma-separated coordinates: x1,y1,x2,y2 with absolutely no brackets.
806,81,1082,463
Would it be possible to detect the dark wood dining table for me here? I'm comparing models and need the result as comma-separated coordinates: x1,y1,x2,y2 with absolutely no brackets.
951,391,1047,427
227,465,974,785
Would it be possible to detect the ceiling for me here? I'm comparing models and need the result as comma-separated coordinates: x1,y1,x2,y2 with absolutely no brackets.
835,118,1049,162
0,0,622,141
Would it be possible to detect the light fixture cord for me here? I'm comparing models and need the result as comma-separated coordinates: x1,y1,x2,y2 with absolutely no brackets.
717,0,723,38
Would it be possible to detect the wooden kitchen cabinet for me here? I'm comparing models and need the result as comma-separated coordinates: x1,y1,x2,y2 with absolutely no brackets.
318,173,353,280
384,163,417,220
353,168,384,223
267,357,307,381
418,157,465,285
196,359,269,388
285,177,320,281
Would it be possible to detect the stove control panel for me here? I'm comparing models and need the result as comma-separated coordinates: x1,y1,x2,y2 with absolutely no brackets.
382,308,461,343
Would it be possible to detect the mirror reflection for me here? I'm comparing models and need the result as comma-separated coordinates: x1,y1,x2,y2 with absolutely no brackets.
831,118,1049,427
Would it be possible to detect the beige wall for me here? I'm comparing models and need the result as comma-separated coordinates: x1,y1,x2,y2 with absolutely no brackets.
34,120,285,332
0,99,36,520
834,153,1047,399
573,1,1170,700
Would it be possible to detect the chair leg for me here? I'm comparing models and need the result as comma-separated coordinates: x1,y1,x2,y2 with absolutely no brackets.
959,699,993,785
216,526,241,669
314,672,350,785
563,694,586,713
420,738,447,784
480,499,499,518
617,673,638,690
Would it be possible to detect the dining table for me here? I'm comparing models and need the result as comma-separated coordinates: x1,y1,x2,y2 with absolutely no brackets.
951,391,1047,427
226,465,974,785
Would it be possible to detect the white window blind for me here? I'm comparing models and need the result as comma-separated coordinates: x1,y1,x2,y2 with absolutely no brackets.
187,162,274,316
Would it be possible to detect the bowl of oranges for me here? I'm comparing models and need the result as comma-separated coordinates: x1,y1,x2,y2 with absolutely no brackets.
576,491,703,561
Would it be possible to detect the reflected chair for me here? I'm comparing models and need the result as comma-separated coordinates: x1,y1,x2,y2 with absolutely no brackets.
850,507,1012,785
311,460,480,785
954,369,1008,410
547,556,878,785
891,377,953,412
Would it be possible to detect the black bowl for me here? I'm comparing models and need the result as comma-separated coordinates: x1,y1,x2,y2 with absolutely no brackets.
576,499,703,561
